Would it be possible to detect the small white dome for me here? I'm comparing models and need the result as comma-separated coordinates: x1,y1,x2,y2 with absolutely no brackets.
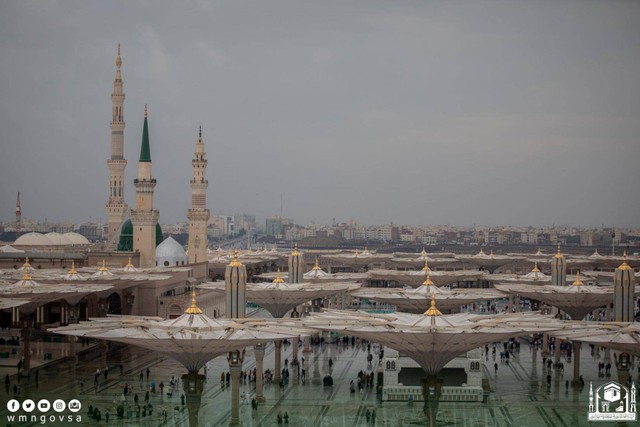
156,237,188,267
0,245,24,253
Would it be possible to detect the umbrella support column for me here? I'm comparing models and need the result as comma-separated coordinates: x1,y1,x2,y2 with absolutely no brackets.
68,336,77,362
227,350,245,426
254,344,265,402
21,316,31,374
181,371,206,427
542,333,549,359
303,336,311,353
421,376,443,427
292,336,299,361
274,340,282,385
571,341,581,386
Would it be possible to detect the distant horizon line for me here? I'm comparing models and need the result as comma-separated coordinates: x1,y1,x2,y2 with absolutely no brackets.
2,217,638,231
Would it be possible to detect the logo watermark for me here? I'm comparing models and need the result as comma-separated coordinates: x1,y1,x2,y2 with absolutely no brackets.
588,381,637,422
5,398,82,425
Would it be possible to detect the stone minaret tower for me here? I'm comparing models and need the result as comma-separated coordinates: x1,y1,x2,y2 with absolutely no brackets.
225,252,247,318
288,244,305,283
550,246,566,286
614,252,635,322
130,105,159,268
187,126,210,264
106,44,128,243
15,191,21,237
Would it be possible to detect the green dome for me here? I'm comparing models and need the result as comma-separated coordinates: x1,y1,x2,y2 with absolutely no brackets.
117,219,133,251
156,223,163,247
116,220,163,251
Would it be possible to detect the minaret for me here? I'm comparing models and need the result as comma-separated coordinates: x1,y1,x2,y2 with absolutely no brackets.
288,244,304,284
15,191,21,237
550,246,566,286
187,126,210,264
105,44,128,243
129,105,159,268
613,252,635,322
225,251,247,318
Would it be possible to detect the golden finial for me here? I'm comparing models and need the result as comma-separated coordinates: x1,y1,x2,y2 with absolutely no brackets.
291,243,301,257
424,293,442,316
478,248,485,256
535,248,542,255
144,104,148,118
22,256,31,270
422,259,431,273
126,257,133,268
229,250,243,267
572,271,584,286
421,246,427,257
273,269,285,285
531,262,540,273
618,251,632,271
68,260,77,275
554,245,563,258
354,249,359,257
489,249,494,257
422,270,434,287
185,288,203,314
99,260,109,272
312,257,321,271
22,263,32,281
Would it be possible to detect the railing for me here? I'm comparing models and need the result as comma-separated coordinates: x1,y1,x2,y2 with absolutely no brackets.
383,385,483,402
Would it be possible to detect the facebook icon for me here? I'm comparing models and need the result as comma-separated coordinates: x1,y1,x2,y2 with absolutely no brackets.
7,399,20,412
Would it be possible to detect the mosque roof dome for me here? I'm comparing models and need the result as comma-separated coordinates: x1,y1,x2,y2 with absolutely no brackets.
156,236,188,267
63,232,90,245
15,232,53,246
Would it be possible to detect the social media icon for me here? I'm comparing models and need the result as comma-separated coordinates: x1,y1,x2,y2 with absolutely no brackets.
67,399,81,413
53,399,66,413
22,399,35,413
6,399,20,413
38,399,51,412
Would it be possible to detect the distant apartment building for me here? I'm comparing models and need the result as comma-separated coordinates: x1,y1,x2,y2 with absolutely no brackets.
234,214,256,233
521,232,538,245
265,216,291,237
78,222,101,241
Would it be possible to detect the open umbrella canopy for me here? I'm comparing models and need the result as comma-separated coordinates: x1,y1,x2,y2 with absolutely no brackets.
303,302,561,375
353,285,506,313
367,264,483,287
495,281,614,320
199,280,360,318
547,322,640,356
0,264,113,312
49,291,301,372
0,298,31,310
456,250,523,273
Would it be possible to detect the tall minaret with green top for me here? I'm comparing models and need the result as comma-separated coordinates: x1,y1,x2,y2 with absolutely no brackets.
106,44,128,244
130,105,159,268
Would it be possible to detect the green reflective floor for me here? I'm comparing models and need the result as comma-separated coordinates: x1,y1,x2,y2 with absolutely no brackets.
1,333,637,426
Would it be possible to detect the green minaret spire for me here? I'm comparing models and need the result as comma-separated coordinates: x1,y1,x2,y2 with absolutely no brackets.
139,104,151,162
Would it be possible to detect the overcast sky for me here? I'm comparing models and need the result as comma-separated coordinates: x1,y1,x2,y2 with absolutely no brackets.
1,0,639,228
